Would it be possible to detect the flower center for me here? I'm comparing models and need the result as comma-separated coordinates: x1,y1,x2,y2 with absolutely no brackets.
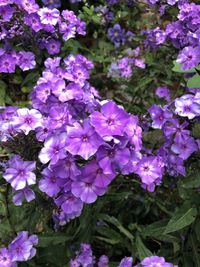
82,135,88,142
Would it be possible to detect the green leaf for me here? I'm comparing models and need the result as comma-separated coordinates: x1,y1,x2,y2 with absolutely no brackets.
182,173,200,189
0,80,7,105
38,233,70,247
172,61,196,73
136,235,153,260
164,205,197,234
187,74,200,88
98,214,134,241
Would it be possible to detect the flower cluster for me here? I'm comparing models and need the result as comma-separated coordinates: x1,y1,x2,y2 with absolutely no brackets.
145,1,200,70
69,243,177,267
108,47,145,79
108,24,134,48
0,231,38,266
0,0,86,73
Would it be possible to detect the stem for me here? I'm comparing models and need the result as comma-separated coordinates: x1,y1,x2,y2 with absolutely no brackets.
190,234,200,267
5,185,16,235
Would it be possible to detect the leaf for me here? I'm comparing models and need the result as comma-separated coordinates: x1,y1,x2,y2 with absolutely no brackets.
38,233,70,247
172,60,196,73
142,219,169,237
98,214,134,241
136,235,153,260
0,80,7,105
182,173,200,189
187,74,200,88
164,205,197,234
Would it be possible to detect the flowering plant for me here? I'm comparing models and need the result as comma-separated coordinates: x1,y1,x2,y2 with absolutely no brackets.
0,0,200,266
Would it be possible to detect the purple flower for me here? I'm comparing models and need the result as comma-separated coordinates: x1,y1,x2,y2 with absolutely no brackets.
45,39,61,55
176,46,200,70
90,101,130,138
0,5,15,21
135,156,165,191
55,193,83,215
19,0,39,14
98,255,109,267
171,136,197,160
3,155,36,191
53,156,81,179
125,115,142,151
24,13,43,32
140,256,176,267
118,257,133,267
8,231,38,262
38,7,60,25
0,248,12,267
148,105,172,129
156,86,171,101
108,24,127,47
175,94,200,119
39,167,61,197
39,133,67,165
70,243,95,267
163,118,190,141
13,187,35,206
11,108,42,135
42,0,61,9
81,160,116,188
18,52,36,71
0,54,16,73
96,144,131,174
66,119,104,160
71,176,106,204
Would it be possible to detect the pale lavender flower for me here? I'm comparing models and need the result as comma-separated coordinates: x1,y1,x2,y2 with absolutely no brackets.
38,7,60,25
39,133,67,165
175,94,200,119
0,248,12,267
11,108,42,135
3,156,36,191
